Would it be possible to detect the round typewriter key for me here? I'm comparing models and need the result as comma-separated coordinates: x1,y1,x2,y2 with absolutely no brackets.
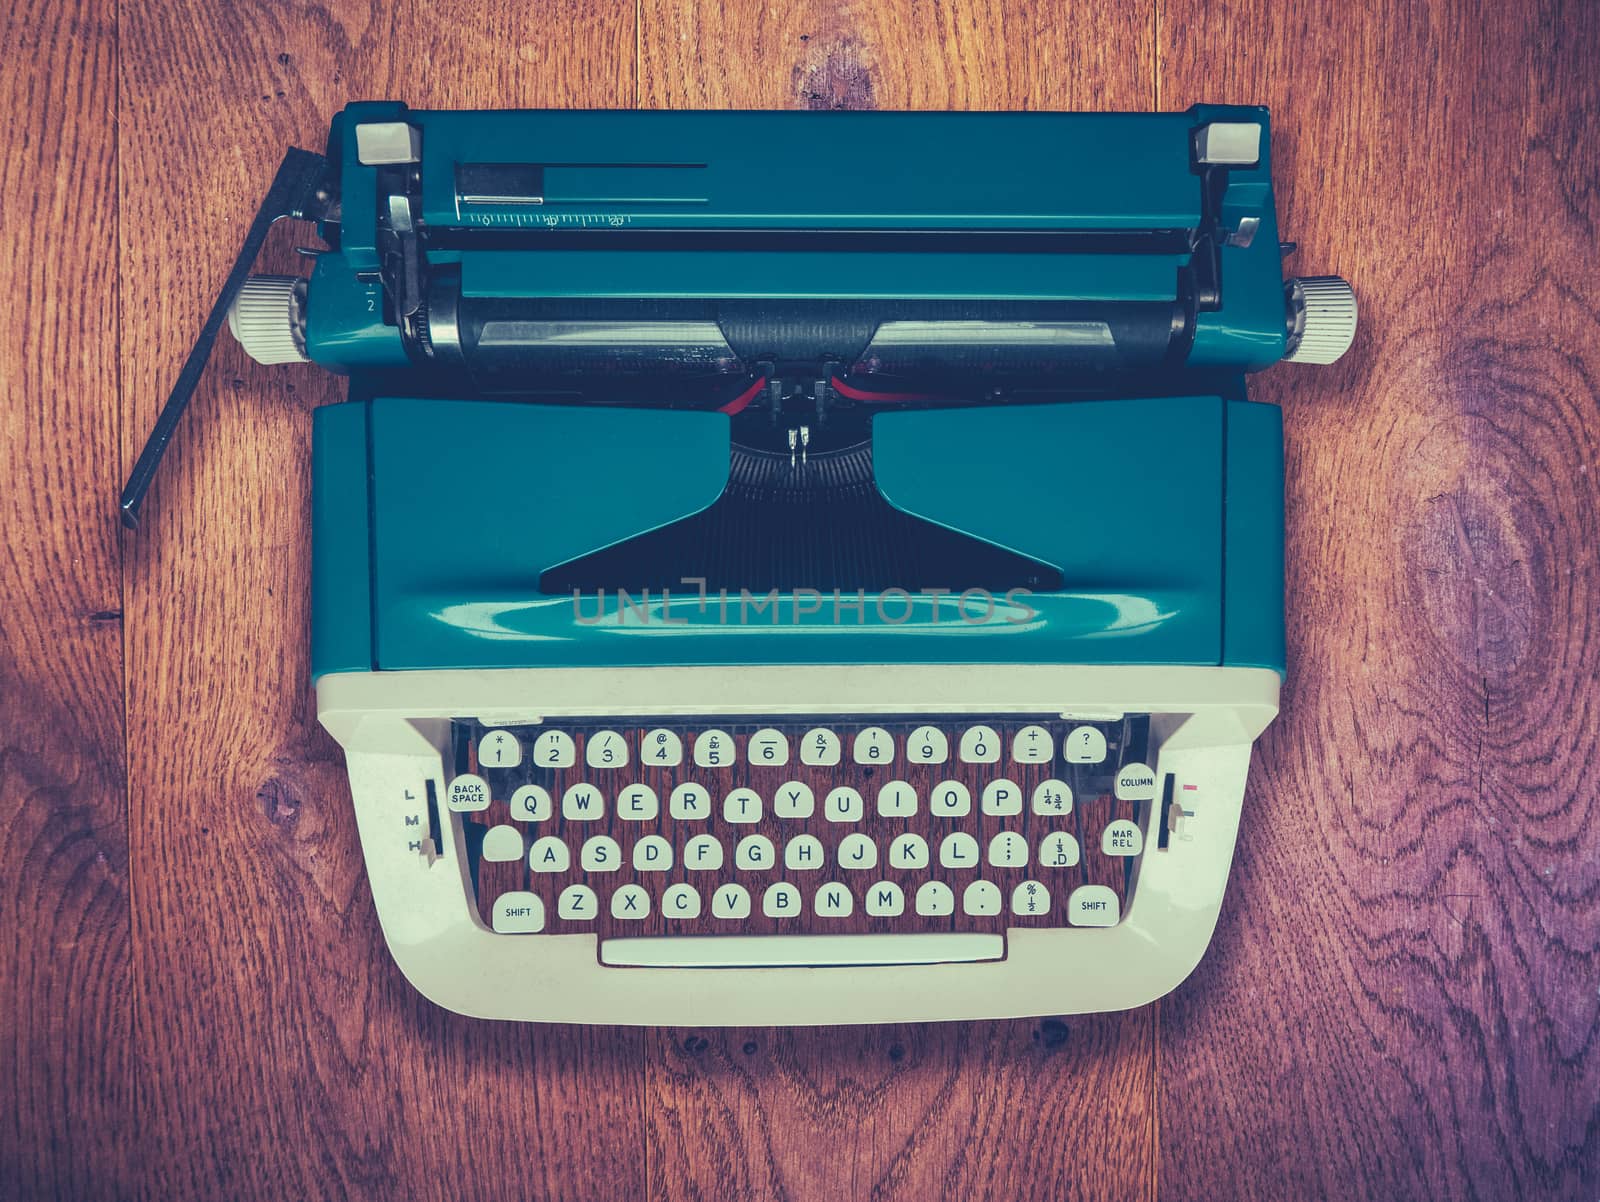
694,729,735,768
852,727,894,764
557,884,597,921
528,836,570,873
958,725,1000,764
1101,819,1144,857
784,834,825,871
907,725,949,764
1010,724,1053,764
491,892,545,934
632,835,674,871
642,728,683,766
939,832,980,869
481,825,525,862
915,881,955,916
837,833,878,870
987,831,1028,867
445,773,491,813
1030,779,1073,817
748,728,790,765
1114,762,1158,802
929,781,972,818
865,881,905,917
962,880,1002,916
1064,726,1108,764
1038,832,1081,869
586,730,629,769
581,835,622,872
684,834,724,871
980,779,1022,816
762,881,801,919
800,728,842,766
669,782,711,820
734,834,774,870
814,883,854,918
509,784,552,822
1068,884,1119,927
617,783,659,821
611,884,650,920
876,780,917,818
711,883,752,920
477,729,522,768
888,833,929,870
662,883,701,919
773,781,816,819
1010,880,1051,917
823,786,864,823
722,786,763,824
562,783,605,821
533,730,575,768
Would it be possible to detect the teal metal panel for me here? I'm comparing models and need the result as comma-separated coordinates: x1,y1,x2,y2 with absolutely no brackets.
311,401,373,678
330,100,407,273
459,250,1181,302
1188,104,1289,369
339,396,1248,671
1222,399,1286,674
304,254,407,368
367,399,731,669
409,109,1203,230
304,104,1295,375
874,397,1224,661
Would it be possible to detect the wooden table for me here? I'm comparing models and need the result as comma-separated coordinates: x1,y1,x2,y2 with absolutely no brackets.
3,0,1596,1197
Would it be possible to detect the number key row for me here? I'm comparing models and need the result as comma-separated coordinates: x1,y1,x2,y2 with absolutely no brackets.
477,722,1124,771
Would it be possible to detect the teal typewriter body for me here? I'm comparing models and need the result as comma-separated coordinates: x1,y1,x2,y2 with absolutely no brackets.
125,104,1355,1024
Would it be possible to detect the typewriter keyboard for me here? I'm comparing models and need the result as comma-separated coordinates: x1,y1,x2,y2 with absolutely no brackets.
443,714,1162,956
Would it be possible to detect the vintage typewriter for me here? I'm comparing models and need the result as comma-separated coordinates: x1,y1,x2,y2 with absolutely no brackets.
123,104,1355,1024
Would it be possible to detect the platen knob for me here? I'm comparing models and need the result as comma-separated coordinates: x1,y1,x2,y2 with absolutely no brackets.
226,274,310,365
1283,275,1357,365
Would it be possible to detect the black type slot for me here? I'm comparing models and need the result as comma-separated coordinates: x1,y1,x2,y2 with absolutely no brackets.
424,778,443,856
456,163,546,205
1157,773,1175,850
443,294,1186,387
422,226,1196,255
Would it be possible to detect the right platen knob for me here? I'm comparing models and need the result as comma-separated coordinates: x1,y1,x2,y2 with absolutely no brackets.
1284,275,1358,365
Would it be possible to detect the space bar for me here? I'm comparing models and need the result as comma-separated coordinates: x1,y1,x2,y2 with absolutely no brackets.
600,932,1005,968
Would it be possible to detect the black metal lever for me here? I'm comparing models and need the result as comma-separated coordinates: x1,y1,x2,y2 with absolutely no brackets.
118,147,332,529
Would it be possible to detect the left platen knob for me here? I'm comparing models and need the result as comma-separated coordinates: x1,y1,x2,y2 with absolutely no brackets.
226,274,309,365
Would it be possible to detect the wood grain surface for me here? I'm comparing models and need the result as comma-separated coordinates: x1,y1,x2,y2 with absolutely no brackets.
0,0,1594,1199
1156,3,1600,1199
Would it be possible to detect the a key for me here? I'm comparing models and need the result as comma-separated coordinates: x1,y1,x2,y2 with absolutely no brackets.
528,836,570,873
